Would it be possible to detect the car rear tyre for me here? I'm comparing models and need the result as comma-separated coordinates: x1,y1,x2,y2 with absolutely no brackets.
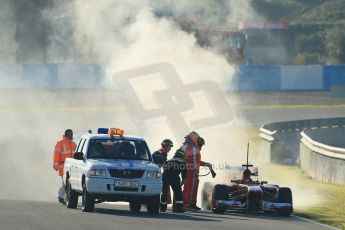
82,183,95,212
147,196,160,215
65,179,78,209
129,201,142,212
212,184,228,214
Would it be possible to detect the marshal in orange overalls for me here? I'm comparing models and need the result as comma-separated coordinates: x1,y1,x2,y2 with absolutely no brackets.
53,135,76,176
53,132,76,201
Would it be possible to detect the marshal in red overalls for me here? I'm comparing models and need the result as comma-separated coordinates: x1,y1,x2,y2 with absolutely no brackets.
181,131,208,210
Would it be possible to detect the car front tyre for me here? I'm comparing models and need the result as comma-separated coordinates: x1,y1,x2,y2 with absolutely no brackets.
82,183,95,212
277,187,293,216
212,184,228,214
247,192,262,212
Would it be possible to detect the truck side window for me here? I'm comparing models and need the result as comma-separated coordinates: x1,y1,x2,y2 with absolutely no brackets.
78,139,87,153
81,139,88,155
76,138,84,152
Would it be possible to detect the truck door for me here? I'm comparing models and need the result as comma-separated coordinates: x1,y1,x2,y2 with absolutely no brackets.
74,139,88,191
71,138,86,190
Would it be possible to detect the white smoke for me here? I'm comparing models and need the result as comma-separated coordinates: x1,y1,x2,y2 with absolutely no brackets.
227,0,259,24
64,0,249,205
0,0,17,63
0,0,320,210
0,0,244,202
69,0,242,149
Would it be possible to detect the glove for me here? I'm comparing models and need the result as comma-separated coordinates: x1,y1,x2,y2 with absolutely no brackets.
204,162,212,169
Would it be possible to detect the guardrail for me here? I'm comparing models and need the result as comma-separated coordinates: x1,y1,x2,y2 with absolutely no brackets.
259,117,345,165
301,131,345,157
261,117,345,133
300,130,345,185
260,117,345,184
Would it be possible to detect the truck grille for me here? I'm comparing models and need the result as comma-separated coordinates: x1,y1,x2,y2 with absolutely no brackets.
109,169,145,179
114,187,139,192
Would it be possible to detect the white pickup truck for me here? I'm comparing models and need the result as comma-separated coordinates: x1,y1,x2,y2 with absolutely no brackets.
63,128,162,214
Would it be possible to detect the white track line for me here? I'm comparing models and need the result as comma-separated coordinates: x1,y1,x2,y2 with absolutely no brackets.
292,215,340,230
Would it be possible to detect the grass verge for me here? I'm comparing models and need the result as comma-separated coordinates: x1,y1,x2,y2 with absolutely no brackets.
259,160,345,229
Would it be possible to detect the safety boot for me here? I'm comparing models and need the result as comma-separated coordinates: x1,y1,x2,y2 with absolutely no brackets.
58,197,66,205
185,204,201,211
172,203,185,213
160,203,167,212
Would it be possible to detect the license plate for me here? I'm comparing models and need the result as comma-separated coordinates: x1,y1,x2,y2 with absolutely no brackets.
114,180,139,188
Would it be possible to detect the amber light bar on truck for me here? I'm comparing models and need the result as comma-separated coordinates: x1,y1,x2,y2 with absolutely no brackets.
97,128,125,136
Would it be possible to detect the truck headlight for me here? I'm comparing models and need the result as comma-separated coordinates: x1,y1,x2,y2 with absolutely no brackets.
147,171,161,179
89,169,107,177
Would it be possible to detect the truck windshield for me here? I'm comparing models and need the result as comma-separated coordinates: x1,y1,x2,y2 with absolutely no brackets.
87,139,151,161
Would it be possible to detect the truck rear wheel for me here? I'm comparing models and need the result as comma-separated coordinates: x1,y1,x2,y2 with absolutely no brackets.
129,201,142,212
65,179,78,209
146,196,160,215
82,183,95,212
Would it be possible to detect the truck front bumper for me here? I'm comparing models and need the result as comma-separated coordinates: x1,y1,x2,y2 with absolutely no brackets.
86,177,162,197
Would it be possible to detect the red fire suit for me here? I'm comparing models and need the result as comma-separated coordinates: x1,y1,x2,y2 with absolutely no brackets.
181,132,205,207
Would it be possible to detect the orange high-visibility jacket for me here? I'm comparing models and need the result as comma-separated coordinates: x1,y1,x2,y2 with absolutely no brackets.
53,136,76,176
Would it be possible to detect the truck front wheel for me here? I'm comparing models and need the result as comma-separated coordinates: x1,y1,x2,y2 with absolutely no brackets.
129,201,142,212
146,196,160,215
82,183,95,212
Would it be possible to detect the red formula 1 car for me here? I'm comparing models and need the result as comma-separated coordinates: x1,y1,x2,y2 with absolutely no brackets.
202,144,293,216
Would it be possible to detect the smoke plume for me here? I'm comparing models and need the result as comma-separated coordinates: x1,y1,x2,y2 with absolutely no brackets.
0,0,321,210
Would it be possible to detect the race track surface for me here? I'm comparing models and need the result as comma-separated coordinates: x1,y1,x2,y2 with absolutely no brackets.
0,90,343,230
0,200,334,230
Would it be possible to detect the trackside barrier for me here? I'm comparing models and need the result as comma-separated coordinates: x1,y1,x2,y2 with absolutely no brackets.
1,64,345,90
0,64,106,89
233,65,281,90
233,64,345,91
280,65,323,90
323,65,345,90
259,117,345,184
300,130,345,185
259,118,345,165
